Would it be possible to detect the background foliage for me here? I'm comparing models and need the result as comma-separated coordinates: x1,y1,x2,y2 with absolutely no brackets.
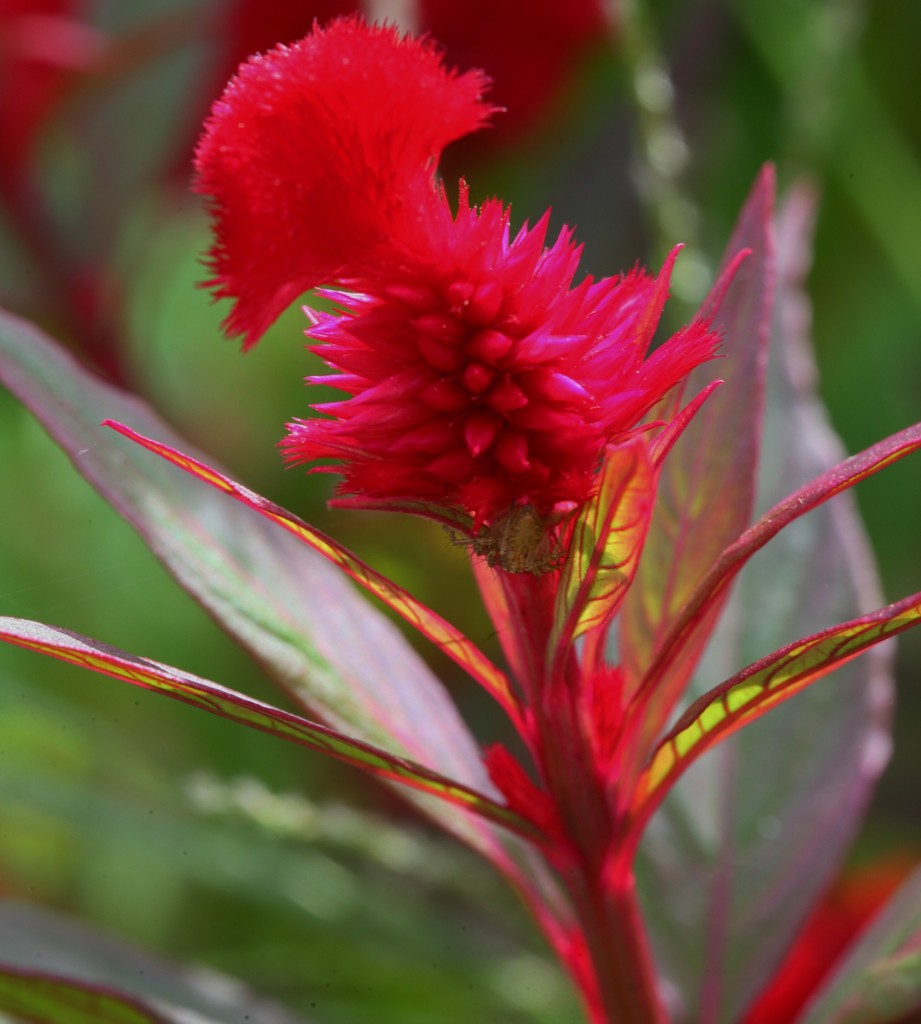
0,1,919,1020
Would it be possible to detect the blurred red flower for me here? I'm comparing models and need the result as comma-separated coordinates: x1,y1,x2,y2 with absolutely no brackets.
743,854,918,1024
191,0,608,172
421,0,607,150
0,0,97,184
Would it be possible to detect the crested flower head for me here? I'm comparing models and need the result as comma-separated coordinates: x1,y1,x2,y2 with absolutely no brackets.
195,16,494,345
195,17,720,557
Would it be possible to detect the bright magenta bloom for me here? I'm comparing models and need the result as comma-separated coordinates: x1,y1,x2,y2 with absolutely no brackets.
195,17,719,543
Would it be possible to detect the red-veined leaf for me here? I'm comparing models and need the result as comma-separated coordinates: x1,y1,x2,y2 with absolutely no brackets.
647,381,723,469
102,419,522,730
578,382,721,672
471,556,530,689
0,306,554,895
0,900,311,1024
0,616,537,840
0,965,173,1024
634,186,897,1022
628,415,921,759
619,166,776,714
551,439,655,668
630,589,921,831
798,865,921,1024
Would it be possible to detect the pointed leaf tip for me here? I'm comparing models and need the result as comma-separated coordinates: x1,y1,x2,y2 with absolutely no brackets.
619,164,777,745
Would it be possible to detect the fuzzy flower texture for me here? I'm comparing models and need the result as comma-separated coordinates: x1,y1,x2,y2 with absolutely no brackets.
195,16,719,567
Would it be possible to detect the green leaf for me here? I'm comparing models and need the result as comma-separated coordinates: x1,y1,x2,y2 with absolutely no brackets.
799,866,921,1024
102,419,522,730
629,415,921,752
0,901,309,1024
0,616,535,840
0,306,526,868
634,187,901,1023
632,588,921,825
551,439,655,666
619,166,777,741
0,966,172,1024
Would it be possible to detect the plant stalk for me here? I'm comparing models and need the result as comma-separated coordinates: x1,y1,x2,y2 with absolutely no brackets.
536,674,664,1022
504,572,665,1022
568,862,665,1024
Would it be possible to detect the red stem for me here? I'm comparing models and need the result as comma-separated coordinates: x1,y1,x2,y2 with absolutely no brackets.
544,715,665,1022
569,865,666,1024
503,570,665,1022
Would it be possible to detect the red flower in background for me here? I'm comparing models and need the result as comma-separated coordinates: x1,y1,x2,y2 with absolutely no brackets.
195,18,718,547
421,0,607,151
0,0,97,185
744,855,918,1024
192,0,607,171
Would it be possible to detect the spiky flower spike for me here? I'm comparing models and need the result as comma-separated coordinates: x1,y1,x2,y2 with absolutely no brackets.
195,16,719,564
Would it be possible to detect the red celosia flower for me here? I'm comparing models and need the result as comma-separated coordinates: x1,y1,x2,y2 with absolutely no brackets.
195,16,494,345
168,0,355,185
195,17,718,549
183,0,607,180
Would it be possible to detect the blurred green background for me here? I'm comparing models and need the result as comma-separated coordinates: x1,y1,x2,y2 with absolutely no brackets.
0,1,919,1021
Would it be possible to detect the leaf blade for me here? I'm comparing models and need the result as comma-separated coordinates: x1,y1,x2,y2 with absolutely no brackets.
619,166,777,728
0,901,311,1024
631,590,921,826
0,615,536,840
629,416,921,751
0,964,173,1024
799,866,921,1024
552,439,655,657
0,305,511,861
102,419,522,728
634,185,898,1022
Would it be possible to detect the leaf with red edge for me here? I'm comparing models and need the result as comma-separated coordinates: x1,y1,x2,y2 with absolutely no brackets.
742,855,917,1024
798,865,921,1024
619,166,776,722
634,186,900,1022
627,415,921,759
102,418,522,731
0,615,536,840
647,381,723,469
471,555,531,688
630,589,921,829
0,899,311,1024
0,306,536,877
0,964,173,1024
551,439,655,663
